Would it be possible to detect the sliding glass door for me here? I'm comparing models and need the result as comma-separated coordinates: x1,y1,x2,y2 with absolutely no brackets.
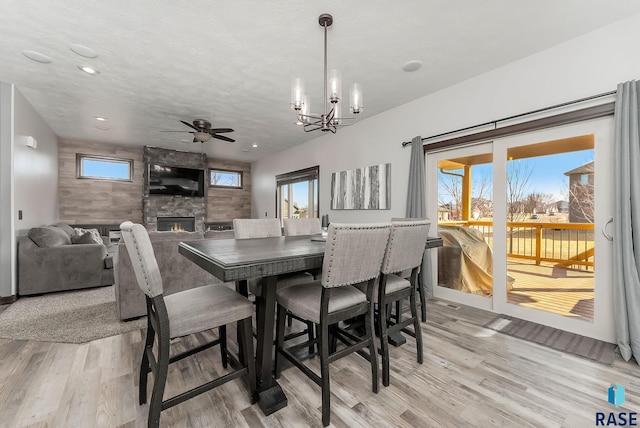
426,118,615,342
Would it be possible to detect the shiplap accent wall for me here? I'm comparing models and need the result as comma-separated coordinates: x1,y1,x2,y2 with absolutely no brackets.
57,141,251,227
206,159,252,221
58,140,144,224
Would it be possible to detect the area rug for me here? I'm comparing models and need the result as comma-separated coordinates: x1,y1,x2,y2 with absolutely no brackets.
0,286,146,344
484,315,617,366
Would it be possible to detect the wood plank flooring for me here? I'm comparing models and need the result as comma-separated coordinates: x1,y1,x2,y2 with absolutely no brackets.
0,299,637,427
507,260,594,321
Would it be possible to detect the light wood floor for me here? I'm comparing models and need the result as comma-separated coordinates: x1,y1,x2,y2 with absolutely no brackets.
0,299,637,428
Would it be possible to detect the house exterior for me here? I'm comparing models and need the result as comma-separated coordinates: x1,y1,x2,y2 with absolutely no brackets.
564,161,595,223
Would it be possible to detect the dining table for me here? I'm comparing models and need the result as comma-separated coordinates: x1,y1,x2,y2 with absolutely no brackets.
178,234,443,416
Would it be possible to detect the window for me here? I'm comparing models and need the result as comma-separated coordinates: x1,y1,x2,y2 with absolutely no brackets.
276,166,319,223
580,173,589,185
76,154,133,181
210,169,243,188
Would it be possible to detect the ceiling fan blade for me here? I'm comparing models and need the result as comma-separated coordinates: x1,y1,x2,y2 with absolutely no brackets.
212,134,235,143
181,120,199,131
209,128,234,134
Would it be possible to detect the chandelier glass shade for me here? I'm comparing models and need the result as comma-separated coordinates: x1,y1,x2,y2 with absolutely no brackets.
290,14,362,133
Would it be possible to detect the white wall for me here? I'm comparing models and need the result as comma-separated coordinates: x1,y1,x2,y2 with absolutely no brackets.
0,84,58,298
0,83,14,298
252,13,640,222
13,88,58,233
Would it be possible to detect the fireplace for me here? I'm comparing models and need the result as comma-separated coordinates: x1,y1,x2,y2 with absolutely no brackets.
157,216,196,232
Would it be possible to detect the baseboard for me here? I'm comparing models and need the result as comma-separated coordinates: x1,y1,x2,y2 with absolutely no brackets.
0,295,17,305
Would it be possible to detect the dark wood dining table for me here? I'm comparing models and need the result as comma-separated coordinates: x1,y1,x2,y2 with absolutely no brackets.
178,234,443,416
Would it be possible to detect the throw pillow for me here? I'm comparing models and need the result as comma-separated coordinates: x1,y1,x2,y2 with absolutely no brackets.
73,228,104,245
71,232,97,245
53,222,75,238
28,226,72,247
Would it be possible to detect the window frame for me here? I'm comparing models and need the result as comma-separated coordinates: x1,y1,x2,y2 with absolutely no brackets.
76,153,133,182
209,168,243,189
276,166,320,223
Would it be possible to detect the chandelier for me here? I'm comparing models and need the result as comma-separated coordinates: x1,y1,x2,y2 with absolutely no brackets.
290,13,362,133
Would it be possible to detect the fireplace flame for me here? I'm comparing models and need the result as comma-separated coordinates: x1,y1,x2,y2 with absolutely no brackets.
171,223,185,232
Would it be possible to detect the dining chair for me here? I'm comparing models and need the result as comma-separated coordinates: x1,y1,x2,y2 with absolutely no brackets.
391,217,432,322
283,217,323,236
120,222,256,428
274,222,391,427
233,218,316,351
283,218,323,279
359,219,430,387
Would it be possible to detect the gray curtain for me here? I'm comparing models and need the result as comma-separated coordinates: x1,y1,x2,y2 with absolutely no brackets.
406,136,433,297
613,80,640,363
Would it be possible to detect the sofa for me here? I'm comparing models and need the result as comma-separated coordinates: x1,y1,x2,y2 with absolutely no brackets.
18,223,115,296
114,229,235,320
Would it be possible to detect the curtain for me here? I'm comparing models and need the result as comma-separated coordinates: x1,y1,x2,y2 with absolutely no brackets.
406,136,433,298
613,80,640,363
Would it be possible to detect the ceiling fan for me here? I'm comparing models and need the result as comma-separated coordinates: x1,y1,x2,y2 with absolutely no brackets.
162,119,235,143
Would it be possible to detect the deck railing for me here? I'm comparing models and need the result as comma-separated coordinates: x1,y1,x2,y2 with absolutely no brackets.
439,220,594,268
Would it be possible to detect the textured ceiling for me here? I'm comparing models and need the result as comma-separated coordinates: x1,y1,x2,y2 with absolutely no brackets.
1,1,639,162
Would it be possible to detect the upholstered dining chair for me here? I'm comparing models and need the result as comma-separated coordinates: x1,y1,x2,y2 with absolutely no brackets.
283,218,323,279
358,219,430,387
233,218,315,350
391,217,432,322
274,222,391,427
120,222,256,428
283,217,323,236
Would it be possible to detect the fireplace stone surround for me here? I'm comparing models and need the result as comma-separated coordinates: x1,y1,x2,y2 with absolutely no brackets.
143,146,207,232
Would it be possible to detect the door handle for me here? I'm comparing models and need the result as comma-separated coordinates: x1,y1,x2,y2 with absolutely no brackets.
602,217,613,243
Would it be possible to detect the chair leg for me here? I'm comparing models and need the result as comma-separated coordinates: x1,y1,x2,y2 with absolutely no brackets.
274,304,287,379
148,325,170,428
366,301,380,394
410,289,423,364
139,316,156,405
307,321,316,356
219,325,228,369
418,272,427,322
319,320,331,427
239,317,258,404
379,300,391,387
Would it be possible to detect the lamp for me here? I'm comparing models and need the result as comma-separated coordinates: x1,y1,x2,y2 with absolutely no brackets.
290,14,362,133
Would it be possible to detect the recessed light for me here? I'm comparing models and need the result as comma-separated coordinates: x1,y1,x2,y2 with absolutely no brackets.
78,65,100,75
252,143,258,148
69,44,97,58
241,148,250,153
95,124,110,130
402,60,423,72
22,50,52,63
94,116,107,121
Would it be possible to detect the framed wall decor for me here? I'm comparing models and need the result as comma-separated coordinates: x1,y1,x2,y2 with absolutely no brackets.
330,163,391,210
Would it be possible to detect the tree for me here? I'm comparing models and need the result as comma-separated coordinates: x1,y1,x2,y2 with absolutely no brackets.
506,160,533,222
568,181,594,223
523,192,554,216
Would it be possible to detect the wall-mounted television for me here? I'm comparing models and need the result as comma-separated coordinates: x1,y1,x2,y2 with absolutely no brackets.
148,164,205,197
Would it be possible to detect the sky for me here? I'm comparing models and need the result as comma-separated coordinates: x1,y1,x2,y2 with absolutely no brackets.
443,149,594,203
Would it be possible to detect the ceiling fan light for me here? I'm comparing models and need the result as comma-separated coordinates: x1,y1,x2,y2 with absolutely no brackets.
194,131,211,142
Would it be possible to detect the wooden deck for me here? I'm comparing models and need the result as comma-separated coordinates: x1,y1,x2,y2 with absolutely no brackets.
507,259,594,321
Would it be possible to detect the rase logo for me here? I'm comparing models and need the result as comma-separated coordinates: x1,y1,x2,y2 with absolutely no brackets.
596,383,637,426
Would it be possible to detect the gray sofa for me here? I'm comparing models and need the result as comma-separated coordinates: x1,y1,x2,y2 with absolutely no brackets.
18,224,115,296
114,229,234,320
